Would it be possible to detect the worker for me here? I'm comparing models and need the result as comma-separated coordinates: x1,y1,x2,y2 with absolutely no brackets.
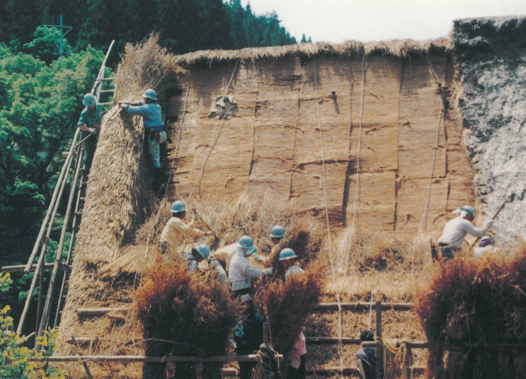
474,236,496,259
234,294,264,379
258,225,286,264
183,244,210,273
159,200,211,255
280,248,306,379
77,93,104,174
437,205,493,260
356,330,376,379
228,236,273,296
279,248,304,280
209,242,239,285
119,89,166,190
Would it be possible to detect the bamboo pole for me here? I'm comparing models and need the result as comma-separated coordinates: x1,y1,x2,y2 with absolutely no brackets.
24,129,80,272
376,301,383,379
1,263,63,273
315,302,413,311
37,148,83,345
71,336,93,379
469,197,509,248
43,354,283,363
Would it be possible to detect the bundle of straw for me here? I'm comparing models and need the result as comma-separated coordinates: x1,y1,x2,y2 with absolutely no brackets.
258,265,324,357
415,247,526,378
135,256,240,379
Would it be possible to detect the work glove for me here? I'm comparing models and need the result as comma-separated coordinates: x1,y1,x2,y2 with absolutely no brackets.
485,220,494,229
264,268,273,276
205,231,212,236
89,127,97,134
195,210,201,220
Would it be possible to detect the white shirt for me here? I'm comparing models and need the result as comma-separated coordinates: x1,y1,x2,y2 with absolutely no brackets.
213,242,239,272
285,266,305,281
228,250,270,291
159,217,206,252
474,245,496,259
438,217,492,247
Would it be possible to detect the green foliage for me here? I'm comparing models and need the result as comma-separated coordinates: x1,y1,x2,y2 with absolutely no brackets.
0,273,66,379
23,26,71,64
0,31,105,265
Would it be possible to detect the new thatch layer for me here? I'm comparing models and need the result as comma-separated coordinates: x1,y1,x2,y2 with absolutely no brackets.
415,247,526,378
172,38,452,67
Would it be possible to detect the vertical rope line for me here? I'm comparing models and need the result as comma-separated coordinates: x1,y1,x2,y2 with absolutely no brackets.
312,57,344,379
186,60,239,203
350,54,366,233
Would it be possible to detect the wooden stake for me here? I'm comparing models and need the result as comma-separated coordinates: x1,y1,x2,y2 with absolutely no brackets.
71,336,93,379
376,301,383,379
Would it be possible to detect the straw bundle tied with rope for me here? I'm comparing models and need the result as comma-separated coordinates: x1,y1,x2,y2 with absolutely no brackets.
415,245,526,378
135,255,240,379
257,265,324,358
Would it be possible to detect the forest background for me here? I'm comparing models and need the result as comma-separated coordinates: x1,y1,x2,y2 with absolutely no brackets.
0,0,302,331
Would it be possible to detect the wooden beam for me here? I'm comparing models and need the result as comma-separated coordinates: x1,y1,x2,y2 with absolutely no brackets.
44,354,283,363
306,337,360,345
314,302,413,311
307,366,426,376
76,308,129,317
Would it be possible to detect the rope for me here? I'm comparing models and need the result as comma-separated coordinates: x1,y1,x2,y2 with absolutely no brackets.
186,60,239,203
254,343,280,379
312,57,345,378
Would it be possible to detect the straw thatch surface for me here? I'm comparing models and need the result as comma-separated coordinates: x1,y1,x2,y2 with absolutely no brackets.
165,36,473,235
172,38,452,67
415,247,526,378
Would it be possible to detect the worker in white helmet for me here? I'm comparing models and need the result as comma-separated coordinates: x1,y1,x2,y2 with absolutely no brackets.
279,248,306,379
228,236,273,296
437,205,493,260
77,93,104,174
119,89,167,191
159,200,211,255
183,244,211,273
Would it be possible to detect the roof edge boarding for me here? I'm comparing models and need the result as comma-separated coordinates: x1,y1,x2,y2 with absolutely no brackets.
172,37,453,67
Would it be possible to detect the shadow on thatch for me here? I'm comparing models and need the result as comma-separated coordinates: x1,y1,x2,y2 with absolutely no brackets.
415,246,526,378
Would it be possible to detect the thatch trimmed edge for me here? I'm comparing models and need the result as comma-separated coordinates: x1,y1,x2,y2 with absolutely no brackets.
172,37,452,67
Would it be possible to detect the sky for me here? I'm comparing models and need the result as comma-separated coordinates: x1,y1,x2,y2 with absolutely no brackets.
241,0,526,43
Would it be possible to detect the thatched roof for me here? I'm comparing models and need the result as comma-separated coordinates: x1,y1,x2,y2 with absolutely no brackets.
173,38,452,67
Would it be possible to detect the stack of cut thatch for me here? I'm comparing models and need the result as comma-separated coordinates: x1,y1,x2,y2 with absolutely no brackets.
135,256,240,379
415,248,526,378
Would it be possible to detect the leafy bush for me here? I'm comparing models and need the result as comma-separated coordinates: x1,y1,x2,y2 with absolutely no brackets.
0,273,66,379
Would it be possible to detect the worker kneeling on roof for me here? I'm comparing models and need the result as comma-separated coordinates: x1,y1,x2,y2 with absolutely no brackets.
119,89,167,191
228,236,273,296
183,244,210,273
159,200,211,255
209,241,240,285
474,236,497,259
437,205,493,260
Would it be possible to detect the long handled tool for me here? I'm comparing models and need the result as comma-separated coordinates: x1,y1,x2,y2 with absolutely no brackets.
469,197,509,248
195,210,219,240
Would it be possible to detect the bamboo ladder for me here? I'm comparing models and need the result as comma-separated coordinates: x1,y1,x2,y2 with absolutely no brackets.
1,41,117,345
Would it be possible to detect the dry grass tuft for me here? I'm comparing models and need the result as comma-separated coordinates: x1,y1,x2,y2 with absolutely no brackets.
257,264,324,357
415,244,526,378
135,255,240,379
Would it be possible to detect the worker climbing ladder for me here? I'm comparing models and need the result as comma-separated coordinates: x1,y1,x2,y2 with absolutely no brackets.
0,41,116,344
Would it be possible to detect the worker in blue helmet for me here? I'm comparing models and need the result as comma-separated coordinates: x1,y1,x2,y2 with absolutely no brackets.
183,244,211,273
255,224,286,264
437,205,493,260
159,200,211,254
119,89,166,191
279,248,304,280
228,236,273,296
77,93,104,174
